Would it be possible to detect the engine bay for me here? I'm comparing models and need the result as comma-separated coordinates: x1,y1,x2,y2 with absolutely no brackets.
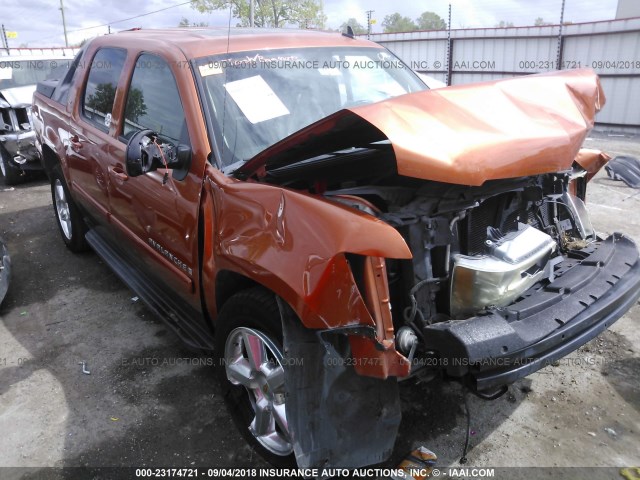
324,169,597,377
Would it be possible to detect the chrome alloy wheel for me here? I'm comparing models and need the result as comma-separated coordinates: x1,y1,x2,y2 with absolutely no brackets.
224,327,293,456
54,178,72,240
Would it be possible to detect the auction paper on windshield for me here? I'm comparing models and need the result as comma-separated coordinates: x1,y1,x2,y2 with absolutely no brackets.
224,75,290,124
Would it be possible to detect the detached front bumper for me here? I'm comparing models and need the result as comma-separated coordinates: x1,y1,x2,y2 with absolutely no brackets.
424,233,640,393
1,130,41,170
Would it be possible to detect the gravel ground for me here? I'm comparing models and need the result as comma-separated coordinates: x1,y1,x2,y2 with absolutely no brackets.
1,131,639,478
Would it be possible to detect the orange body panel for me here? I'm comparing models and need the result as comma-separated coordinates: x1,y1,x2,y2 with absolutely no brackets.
203,167,410,328
575,148,612,182
354,69,604,185
32,28,609,380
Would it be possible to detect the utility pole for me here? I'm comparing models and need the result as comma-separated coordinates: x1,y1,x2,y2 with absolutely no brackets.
250,0,255,27
59,0,69,47
1,24,9,52
366,10,374,39
446,3,452,85
556,0,566,70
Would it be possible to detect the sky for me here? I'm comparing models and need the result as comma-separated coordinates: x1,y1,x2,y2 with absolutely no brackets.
2,0,621,48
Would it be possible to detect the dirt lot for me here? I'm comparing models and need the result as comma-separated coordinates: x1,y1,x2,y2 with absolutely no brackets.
1,131,639,478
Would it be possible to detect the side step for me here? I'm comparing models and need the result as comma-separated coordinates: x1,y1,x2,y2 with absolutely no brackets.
86,229,215,351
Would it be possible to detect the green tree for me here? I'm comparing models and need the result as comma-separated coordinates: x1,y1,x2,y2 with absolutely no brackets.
382,12,417,33
416,11,446,30
86,83,116,116
534,17,551,26
191,0,326,29
178,17,209,27
339,17,366,35
495,20,515,28
124,88,147,123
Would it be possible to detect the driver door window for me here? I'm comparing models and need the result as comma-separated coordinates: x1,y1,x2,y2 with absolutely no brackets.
123,54,188,146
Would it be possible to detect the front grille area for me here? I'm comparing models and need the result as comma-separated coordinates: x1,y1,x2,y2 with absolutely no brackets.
0,108,12,132
463,192,528,255
16,108,30,130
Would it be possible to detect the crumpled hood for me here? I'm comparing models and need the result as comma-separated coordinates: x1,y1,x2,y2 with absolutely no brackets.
237,69,605,186
0,85,37,108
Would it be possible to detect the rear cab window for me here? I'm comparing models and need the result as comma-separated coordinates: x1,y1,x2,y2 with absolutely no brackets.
52,49,85,105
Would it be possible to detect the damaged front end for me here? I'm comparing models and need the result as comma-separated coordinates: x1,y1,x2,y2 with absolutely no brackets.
349,172,640,396
0,87,41,184
223,68,640,468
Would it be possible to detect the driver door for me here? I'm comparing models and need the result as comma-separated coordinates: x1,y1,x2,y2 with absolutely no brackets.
108,53,199,303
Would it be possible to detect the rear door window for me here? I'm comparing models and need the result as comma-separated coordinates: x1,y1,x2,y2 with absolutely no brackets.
82,48,127,132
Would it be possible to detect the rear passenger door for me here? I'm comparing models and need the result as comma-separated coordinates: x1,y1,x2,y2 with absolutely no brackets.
108,54,199,302
67,47,127,222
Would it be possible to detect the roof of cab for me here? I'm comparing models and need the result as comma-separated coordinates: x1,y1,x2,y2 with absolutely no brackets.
90,28,380,60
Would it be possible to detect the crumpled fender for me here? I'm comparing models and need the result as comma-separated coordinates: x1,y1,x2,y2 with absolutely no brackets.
279,298,402,469
575,148,611,182
205,175,410,467
205,168,411,331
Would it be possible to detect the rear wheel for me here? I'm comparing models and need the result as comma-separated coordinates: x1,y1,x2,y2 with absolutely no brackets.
51,167,89,252
215,288,295,466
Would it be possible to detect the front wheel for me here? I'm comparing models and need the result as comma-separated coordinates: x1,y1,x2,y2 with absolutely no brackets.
51,167,89,252
216,288,295,466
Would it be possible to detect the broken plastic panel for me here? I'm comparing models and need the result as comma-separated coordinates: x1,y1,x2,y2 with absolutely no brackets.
605,156,640,189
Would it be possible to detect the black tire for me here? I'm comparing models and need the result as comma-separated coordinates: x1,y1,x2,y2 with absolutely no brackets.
215,287,296,467
0,147,23,186
51,166,89,252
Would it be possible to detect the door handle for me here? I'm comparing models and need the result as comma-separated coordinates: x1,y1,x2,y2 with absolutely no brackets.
109,165,129,182
70,135,83,151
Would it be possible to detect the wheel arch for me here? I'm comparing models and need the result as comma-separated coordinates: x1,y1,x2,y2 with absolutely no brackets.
40,144,61,178
214,269,260,314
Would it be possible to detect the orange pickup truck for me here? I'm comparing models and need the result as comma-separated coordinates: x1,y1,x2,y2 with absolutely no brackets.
32,28,640,469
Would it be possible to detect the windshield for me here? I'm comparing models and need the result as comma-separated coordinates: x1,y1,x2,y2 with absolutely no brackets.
196,47,426,169
0,59,73,89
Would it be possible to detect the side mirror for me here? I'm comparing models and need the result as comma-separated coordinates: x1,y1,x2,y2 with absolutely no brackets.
126,129,159,177
126,129,191,179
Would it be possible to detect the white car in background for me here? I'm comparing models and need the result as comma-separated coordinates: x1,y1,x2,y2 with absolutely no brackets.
0,48,77,184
